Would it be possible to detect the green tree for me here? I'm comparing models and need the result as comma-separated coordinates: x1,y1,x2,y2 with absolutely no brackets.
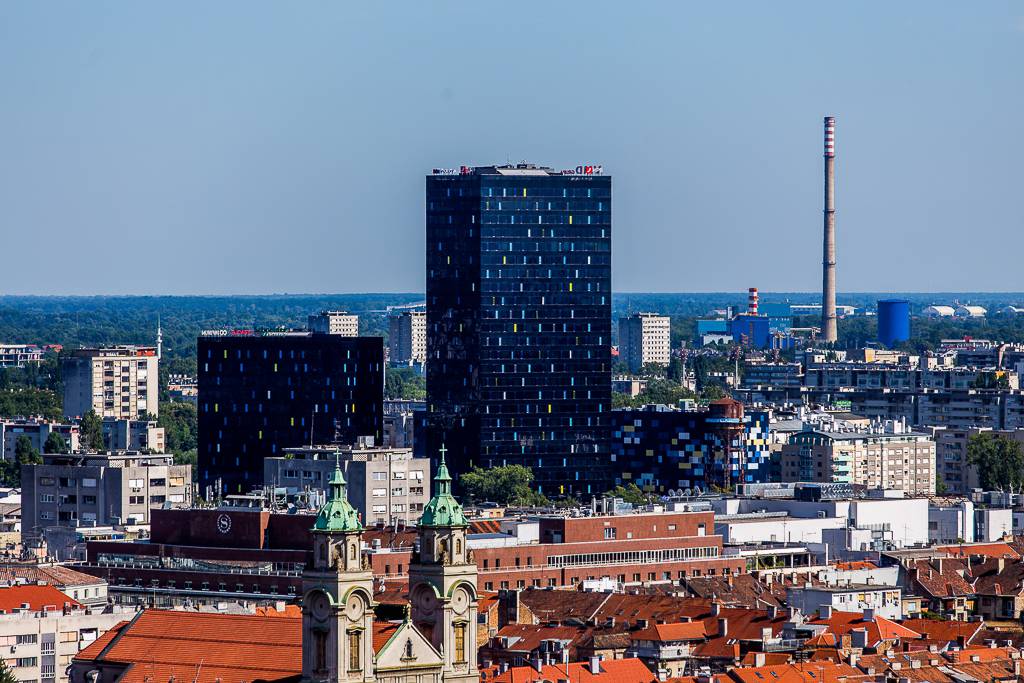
43,432,67,454
15,434,40,465
79,409,105,451
0,656,18,683
0,387,61,420
603,483,653,505
935,474,949,495
459,465,549,506
638,363,667,378
967,432,1024,491
667,356,684,382
384,367,426,400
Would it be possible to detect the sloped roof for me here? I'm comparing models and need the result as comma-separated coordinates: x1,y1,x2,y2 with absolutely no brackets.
899,619,981,646
631,621,707,643
971,557,1024,596
72,608,302,683
682,575,784,609
809,611,920,647
518,589,612,623
492,624,583,652
945,646,1019,663
938,542,1020,560
908,558,975,598
0,564,103,588
490,657,656,683
739,652,792,666
0,584,80,612
727,662,862,683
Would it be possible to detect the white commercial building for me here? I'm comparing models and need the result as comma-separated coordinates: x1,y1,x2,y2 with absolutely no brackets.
618,313,671,372
307,310,359,336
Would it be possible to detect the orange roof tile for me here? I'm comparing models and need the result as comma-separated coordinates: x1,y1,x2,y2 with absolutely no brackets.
0,584,80,612
809,611,920,647
727,662,862,683
254,604,303,618
945,646,1019,663
491,658,656,683
739,652,791,666
76,621,128,661
899,619,981,646
491,624,583,652
938,542,1020,559
73,608,302,683
373,621,402,653
631,621,707,642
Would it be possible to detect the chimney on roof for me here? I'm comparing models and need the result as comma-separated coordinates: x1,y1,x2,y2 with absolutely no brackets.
754,653,766,667
848,653,858,668
589,656,602,674
936,557,944,574
711,602,721,616
863,608,875,622
531,655,543,673
718,617,728,637
821,605,833,619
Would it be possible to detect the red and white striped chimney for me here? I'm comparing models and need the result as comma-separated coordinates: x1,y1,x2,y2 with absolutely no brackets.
748,287,759,315
824,116,835,158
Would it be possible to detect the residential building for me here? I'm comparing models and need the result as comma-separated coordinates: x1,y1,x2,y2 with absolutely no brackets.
424,164,612,496
62,346,159,420
265,442,431,526
20,452,191,542
618,313,670,372
197,329,384,495
0,564,109,608
610,400,772,492
388,311,427,365
1,419,79,460
0,344,44,368
779,419,936,495
100,418,165,452
307,310,359,336
928,499,975,544
787,586,903,621
0,584,134,683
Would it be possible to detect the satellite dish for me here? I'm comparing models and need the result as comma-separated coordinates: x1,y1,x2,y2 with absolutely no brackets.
693,486,703,497
683,488,692,497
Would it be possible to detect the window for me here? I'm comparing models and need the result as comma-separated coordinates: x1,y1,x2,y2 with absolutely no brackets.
603,528,617,540
129,496,144,505
82,478,97,488
372,505,387,514
15,659,36,668
129,478,144,489
454,623,466,663
150,478,166,487
15,635,37,645
348,631,362,671
372,471,387,481
169,477,185,487
372,488,387,498
392,471,406,480
40,494,55,503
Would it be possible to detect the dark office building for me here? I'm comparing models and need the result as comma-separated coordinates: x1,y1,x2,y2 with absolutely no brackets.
197,331,383,494
424,164,612,497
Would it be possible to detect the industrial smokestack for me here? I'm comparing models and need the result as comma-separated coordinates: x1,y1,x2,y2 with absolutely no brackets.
748,288,759,315
822,116,837,343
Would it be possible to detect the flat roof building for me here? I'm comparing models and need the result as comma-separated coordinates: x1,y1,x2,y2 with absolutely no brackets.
307,310,359,336
62,346,159,420
197,330,384,495
424,164,612,496
618,313,671,372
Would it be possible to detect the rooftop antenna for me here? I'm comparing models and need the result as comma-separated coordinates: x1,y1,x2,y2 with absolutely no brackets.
156,315,163,359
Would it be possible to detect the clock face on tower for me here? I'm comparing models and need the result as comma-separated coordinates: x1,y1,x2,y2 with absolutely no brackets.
346,595,365,621
451,586,470,615
310,591,332,622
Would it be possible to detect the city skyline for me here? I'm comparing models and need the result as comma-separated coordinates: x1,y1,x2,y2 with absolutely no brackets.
1,3,1022,296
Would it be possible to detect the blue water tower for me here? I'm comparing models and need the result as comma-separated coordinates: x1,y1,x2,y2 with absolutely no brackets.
877,299,910,348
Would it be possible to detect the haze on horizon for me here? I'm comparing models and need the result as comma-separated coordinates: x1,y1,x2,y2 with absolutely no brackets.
1,2,1021,296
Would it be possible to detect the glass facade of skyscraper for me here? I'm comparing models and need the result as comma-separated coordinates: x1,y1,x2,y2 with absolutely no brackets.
424,164,612,496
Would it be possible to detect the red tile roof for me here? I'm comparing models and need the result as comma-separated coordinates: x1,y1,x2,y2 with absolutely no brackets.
491,624,583,652
490,658,656,683
76,621,128,661
938,542,1020,559
0,584,80,612
899,619,981,646
73,608,302,683
631,621,707,643
373,621,402,653
471,520,504,534
254,604,303,618
945,646,1019,663
907,557,974,598
739,652,792,666
0,563,103,588
809,611,920,647
832,561,877,571
727,662,862,683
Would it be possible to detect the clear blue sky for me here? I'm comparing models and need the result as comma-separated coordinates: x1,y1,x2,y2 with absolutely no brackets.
1,2,1021,295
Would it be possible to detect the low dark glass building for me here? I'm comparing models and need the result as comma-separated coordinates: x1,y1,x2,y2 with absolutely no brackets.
197,331,383,494
423,164,612,497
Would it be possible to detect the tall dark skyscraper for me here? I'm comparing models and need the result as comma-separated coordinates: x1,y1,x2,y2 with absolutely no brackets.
197,330,383,495
424,163,612,497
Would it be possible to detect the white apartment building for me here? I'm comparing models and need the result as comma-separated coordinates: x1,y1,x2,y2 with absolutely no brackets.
388,311,426,365
307,310,359,336
780,419,936,496
0,345,44,368
618,313,671,372
62,347,159,420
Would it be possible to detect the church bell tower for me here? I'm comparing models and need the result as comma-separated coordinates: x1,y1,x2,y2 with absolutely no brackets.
302,462,376,683
408,447,479,683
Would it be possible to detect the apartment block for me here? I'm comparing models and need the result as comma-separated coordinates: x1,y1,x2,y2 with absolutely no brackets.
618,313,671,372
21,452,192,540
388,311,426,365
779,419,936,496
307,310,359,336
265,442,430,526
62,347,159,420
101,418,165,452
0,344,44,368
1,420,80,460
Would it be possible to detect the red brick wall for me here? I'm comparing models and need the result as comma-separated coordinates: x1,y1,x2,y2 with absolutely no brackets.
539,511,715,543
